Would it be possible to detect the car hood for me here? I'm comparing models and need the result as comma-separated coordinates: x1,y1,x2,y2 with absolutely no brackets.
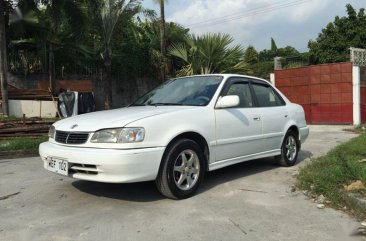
53,106,195,132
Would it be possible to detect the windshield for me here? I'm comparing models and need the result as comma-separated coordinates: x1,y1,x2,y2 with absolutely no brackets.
132,76,223,106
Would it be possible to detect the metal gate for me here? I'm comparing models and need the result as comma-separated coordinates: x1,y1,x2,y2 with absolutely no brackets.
275,62,353,124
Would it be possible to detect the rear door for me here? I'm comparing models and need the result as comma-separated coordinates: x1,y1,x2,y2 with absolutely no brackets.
251,81,288,152
214,78,262,162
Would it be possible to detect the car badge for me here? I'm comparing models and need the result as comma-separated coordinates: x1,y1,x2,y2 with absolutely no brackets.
70,124,78,129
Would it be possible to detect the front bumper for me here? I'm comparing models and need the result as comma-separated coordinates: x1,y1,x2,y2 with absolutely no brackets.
39,142,165,183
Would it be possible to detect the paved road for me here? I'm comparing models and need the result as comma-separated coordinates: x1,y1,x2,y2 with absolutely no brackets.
0,126,363,241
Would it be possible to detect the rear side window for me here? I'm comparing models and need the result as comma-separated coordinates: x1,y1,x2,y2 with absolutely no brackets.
252,84,285,107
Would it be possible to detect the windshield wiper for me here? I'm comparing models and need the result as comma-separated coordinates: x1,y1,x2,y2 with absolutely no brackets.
148,102,183,106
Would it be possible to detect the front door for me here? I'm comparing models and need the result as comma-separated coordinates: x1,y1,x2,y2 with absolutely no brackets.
214,79,262,162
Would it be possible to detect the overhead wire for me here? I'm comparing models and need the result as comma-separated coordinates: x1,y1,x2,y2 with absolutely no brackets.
185,0,314,28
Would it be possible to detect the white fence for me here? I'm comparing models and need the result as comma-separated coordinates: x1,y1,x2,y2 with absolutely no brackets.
350,47,366,67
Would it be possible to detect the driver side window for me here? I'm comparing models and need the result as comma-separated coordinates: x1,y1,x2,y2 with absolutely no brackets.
225,83,253,108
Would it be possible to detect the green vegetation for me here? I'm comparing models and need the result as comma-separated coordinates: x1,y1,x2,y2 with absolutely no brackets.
1,1,365,112
0,136,48,153
169,33,251,76
344,124,366,134
297,134,366,217
0,116,59,122
308,4,366,64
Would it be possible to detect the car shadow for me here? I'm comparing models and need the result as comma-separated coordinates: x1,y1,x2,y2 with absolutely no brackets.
71,180,164,202
199,157,278,194
72,149,313,202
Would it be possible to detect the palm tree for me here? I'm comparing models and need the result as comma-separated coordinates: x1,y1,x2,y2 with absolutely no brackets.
100,0,140,109
41,0,85,95
138,20,188,78
153,0,167,82
0,1,12,116
169,33,252,77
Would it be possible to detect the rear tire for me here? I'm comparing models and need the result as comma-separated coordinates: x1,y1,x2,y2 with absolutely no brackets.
275,130,299,167
155,139,206,199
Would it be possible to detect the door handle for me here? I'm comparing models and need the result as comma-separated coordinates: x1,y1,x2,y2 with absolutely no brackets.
253,116,261,121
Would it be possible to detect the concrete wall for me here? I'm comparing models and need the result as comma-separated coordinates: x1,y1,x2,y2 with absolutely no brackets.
9,100,57,118
93,76,160,110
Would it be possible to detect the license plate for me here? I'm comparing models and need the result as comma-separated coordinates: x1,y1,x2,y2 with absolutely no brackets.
46,157,68,176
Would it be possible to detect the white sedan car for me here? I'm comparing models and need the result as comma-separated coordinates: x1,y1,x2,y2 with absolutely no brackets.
40,74,309,199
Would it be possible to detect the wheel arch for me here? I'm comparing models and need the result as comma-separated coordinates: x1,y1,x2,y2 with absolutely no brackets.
163,132,210,171
286,125,301,149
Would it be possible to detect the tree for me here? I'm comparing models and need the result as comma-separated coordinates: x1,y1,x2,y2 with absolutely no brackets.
10,0,87,94
270,37,277,53
153,0,167,82
244,45,258,64
100,0,140,109
169,33,251,76
308,4,366,64
277,46,299,58
40,0,86,94
0,0,13,116
138,20,189,78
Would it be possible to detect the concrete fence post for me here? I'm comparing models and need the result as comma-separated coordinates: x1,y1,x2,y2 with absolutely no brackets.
270,73,275,86
353,66,361,125
274,57,283,70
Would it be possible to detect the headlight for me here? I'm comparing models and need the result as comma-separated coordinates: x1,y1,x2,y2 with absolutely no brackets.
91,128,145,143
119,128,145,143
48,126,56,139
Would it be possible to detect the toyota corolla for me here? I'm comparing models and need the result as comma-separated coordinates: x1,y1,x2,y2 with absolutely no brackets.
39,74,309,199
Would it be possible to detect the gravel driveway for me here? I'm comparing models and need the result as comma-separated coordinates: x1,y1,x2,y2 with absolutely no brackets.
0,125,362,241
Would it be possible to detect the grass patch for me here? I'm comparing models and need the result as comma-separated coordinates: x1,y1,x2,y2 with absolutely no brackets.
0,116,22,122
297,133,366,217
0,116,60,122
0,136,48,153
344,124,366,134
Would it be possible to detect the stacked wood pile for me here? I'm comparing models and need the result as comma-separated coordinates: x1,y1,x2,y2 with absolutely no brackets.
0,117,55,139
0,84,54,101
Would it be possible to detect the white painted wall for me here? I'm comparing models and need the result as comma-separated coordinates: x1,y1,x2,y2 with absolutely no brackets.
352,66,361,125
9,100,57,118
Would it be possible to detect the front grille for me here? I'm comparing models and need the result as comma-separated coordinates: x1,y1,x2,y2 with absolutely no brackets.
55,131,89,144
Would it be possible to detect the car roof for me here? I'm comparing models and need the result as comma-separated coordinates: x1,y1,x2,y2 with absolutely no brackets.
178,74,270,85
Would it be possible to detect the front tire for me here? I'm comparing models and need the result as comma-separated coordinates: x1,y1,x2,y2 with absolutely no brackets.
275,130,299,167
156,139,205,199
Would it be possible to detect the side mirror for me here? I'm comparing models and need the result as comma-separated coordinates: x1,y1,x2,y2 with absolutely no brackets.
215,95,240,109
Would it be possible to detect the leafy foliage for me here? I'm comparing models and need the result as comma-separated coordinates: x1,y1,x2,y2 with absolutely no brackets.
244,43,302,79
244,45,258,64
270,37,277,52
308,4,366,64
100,0,141,109
138,20,189,78
169,33,251,76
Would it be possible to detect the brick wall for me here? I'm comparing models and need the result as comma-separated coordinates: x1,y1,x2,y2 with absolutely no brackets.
275,62,353,124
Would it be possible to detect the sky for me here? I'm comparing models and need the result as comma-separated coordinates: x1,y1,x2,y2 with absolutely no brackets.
143,0,365,52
